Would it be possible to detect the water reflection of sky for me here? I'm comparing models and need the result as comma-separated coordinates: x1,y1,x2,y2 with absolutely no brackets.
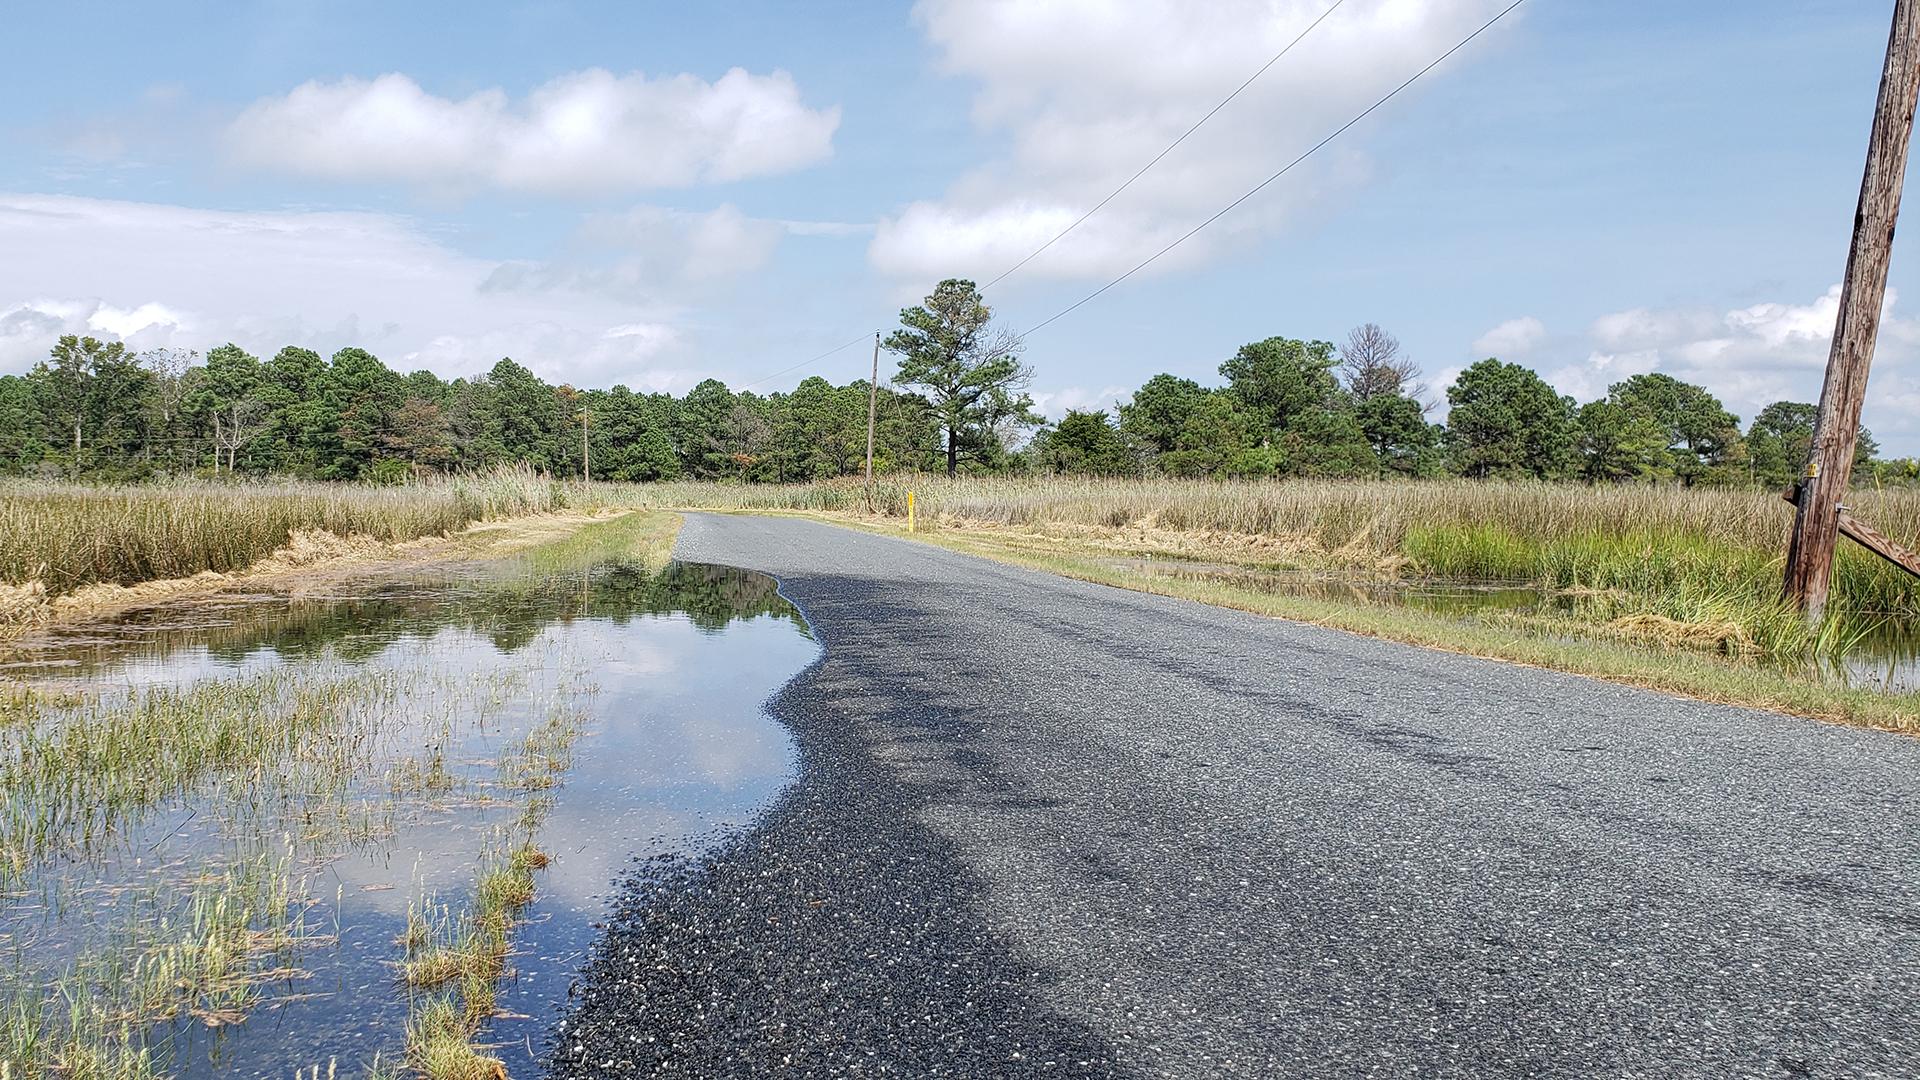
0,561,817,1078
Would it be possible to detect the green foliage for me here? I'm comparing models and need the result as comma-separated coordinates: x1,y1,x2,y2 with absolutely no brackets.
1117,374,1208,458
0,374,42,474
1279,406,1376,478
1576,399,1668,482
1030,410,1135,475
30,335,155,476
591,386,681,481
1218,336,1340,434
1,310,1901,494
1446,359,1576,480
1160,392,1259,477
1354,393,1440,477
1607,372,1743,484
885,279,1041,475
1747,400,1876,488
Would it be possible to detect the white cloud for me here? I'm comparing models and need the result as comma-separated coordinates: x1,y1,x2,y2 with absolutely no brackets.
87,301,188,339
1470,315,1546,359
1530,284,1920,452
1723,285,1847,349
588,204,785,280
1543,348,1660,405
1588,306,1723,352
479,203,792,300
225,68,840,196
0,193,691,391
1,298,192,356
870,0,1520,283
1033,383,1129,420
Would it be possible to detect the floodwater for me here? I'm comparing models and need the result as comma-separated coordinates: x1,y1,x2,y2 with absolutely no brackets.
0,556,818,1077
1104,557,1920,694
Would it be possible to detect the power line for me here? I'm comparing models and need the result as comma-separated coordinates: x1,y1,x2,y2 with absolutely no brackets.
733,331,874,391
727,3,1353,394
1024,0,1529,338
662,0,1521,392
982,0,1348,292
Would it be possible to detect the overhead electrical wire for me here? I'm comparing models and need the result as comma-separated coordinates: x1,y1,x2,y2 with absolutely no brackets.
981,0,1348,292
733,331,873,391
726,0,1524,390
1023,0,1528,337
731,3,1348,391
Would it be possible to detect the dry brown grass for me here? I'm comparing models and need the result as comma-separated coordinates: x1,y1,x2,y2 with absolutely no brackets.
590,475,1920,623
0,467,557,596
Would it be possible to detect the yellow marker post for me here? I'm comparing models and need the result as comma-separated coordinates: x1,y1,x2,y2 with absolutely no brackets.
907,490,916,532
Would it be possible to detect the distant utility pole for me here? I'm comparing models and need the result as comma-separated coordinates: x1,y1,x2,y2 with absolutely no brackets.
865,331,881,513
1785,0,1920,619
580,407,591,483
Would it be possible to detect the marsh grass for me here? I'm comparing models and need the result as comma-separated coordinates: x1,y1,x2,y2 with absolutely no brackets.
510,505,680,576
0,668,581,1077
405,996,506,1080
0,672,397,881
398,699,580,1076
1,848,318,1078
589,476,1920,663
388,748,458,798
0,466,558,595
0,511,640,1078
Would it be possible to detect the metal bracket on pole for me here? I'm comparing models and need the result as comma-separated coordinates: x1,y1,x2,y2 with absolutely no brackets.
1784,486,1920,580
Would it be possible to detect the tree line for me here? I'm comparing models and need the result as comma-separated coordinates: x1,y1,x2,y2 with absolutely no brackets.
0,337,949,483
0,277,1907,487
1043,332,1892,488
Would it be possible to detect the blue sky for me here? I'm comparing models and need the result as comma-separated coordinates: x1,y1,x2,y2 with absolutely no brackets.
4,1,1919,452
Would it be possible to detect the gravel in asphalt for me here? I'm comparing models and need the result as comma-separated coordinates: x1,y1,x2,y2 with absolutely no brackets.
549,514,1920,1079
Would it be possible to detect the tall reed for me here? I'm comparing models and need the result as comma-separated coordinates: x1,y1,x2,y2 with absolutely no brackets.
587,476,1920,620
0,466,560,595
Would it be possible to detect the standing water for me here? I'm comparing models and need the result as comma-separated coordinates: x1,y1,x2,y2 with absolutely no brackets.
0,553,817,1077
1102,557,1920,692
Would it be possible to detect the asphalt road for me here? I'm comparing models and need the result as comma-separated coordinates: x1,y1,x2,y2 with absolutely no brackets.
552,513,1920,1079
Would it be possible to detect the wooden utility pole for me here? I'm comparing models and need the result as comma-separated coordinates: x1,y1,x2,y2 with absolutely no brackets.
864,331,881,513
1785,0,1920,619
580,407,591,483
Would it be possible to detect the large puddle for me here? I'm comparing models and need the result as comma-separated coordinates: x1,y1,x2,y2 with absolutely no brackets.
1103,557,1920,693
0,555,817,1077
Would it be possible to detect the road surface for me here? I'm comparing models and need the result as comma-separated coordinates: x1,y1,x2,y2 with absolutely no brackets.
552,513,1920,1078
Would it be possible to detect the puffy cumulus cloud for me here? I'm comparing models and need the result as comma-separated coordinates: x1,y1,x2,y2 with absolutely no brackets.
1470,315,1546,359
871,0,1520,283
0,193,688,390
1033,384,1130,420
0,298,192,357
87,301,189,340
225,68,840,196
1530,285,1920,452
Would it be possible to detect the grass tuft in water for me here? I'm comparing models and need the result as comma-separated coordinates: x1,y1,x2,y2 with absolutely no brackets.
405,996,507,1080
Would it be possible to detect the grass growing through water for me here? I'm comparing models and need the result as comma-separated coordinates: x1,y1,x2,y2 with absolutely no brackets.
0,672,396,881
1,847,319,1077
0,663,590,1078
579,477,1920,728
586,475,1920,623
0,508,672,1077
397,700,582,1079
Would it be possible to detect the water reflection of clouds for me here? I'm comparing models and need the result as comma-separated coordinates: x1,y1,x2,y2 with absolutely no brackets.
10,562,817,1077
